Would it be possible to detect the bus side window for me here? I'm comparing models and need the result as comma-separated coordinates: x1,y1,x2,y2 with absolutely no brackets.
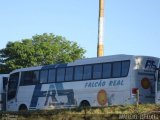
40,70,48,83
65,67,73,81
21,71,39,85
21,71,33,85
103,63,111,78
83,65,92,80
48,69,56,83
74,66,83,81
93,64,102,79
121,61,130,77
112,62,121,78
57,68,65,82
32,71,39,84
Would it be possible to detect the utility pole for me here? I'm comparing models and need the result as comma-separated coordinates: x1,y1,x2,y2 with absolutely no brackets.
97,0,104,57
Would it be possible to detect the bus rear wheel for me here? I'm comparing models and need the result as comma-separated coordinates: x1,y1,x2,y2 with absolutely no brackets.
80,100,90,108
19,104,28,111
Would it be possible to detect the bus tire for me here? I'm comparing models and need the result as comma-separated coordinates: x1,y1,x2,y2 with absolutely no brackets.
19,104,28,111
80,100,90,108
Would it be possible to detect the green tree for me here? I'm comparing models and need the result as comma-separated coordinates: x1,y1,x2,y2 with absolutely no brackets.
0,33,86,73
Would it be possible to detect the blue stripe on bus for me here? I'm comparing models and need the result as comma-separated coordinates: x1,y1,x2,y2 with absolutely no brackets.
55,83,75,105
29,83,75,109
57,89,75,105
29,84,44,108
44,85,57,106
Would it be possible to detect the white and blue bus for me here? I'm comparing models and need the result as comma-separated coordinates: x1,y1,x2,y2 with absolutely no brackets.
6,54,159,111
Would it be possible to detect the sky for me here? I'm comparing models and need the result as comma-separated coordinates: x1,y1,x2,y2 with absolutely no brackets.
0,0,160,58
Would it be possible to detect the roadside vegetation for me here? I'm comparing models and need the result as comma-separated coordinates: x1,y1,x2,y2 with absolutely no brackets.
1,104,160,120
0,33,86,73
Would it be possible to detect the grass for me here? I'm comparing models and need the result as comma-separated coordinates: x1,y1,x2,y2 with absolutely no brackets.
1,104,160,120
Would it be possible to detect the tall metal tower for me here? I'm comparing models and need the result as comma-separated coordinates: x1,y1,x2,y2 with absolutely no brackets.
97,0,104,57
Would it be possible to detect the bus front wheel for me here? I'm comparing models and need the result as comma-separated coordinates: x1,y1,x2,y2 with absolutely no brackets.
19,104,28,111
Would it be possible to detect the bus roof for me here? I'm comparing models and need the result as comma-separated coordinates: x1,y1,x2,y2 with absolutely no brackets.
69,54,133,66
9,54,159,74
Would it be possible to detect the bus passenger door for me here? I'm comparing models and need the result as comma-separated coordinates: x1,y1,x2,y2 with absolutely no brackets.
7,72,19,111
1,77,8,111
155,69,160,104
